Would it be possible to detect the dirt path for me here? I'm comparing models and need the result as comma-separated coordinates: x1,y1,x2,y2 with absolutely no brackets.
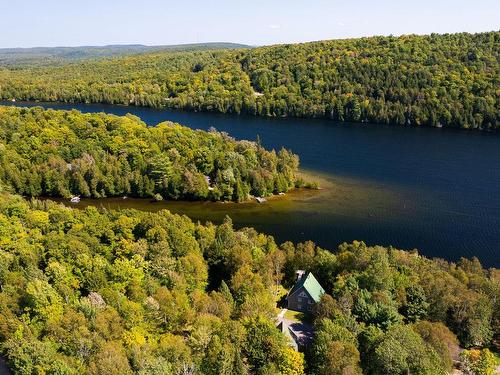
277,308,288,320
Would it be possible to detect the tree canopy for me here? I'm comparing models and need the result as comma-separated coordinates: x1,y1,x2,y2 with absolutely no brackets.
0,32,498,129
0,193,497,374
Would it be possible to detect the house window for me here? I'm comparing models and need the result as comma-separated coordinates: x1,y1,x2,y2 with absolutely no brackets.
297,304,302,310
308,306,312,311
297,297,302,302
308,299,314,304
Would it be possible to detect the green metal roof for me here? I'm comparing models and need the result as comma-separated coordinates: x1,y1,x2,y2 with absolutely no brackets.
288,272,325,303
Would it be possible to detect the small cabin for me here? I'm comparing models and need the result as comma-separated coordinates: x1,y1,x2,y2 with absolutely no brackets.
286,271,325,313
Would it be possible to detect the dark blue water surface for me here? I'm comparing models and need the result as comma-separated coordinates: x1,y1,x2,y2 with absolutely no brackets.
2,101,499,267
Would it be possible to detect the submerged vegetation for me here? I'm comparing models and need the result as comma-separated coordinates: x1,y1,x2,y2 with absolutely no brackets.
0,192,498,374
0,32,498,129
0,106,299,201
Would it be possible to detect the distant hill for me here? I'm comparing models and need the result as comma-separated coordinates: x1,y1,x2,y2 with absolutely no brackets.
0,43,250,66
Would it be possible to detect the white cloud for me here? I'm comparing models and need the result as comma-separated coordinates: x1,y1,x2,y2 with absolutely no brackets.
269,24,280,30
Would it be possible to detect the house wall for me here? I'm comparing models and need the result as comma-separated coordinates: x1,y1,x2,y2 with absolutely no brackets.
287,288,315,312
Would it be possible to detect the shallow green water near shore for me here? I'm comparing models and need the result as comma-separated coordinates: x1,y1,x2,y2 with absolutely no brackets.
49,171,443,257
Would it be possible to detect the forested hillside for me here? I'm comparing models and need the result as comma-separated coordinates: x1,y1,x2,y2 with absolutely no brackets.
0,106,298,201
0,192,497,374
0,32,498,129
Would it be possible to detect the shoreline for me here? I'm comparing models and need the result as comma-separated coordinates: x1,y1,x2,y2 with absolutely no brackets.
1,100,497,134
24,170,324,208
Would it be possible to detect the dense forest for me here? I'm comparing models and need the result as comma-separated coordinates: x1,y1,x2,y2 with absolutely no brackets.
0,106,299,201
0,32,498,129
0,191,498,374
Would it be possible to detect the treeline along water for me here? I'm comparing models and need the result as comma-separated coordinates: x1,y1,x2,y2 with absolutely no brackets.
2,101,499,267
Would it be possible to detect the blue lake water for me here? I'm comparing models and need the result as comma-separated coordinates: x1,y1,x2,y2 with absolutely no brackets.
2,101,499,267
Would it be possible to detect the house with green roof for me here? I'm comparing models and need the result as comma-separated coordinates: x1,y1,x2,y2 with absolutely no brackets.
286,271,325,313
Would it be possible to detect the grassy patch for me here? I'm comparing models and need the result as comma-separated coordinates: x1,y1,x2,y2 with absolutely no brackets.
284,309,312,323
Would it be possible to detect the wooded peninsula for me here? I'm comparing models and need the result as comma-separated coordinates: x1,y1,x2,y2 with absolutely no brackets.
0,106,299,202
0,32,498,130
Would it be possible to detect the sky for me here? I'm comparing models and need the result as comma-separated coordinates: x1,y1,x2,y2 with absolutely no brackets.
0,0,498,48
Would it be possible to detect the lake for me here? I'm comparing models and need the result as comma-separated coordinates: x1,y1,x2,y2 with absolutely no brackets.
2,101,499,268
